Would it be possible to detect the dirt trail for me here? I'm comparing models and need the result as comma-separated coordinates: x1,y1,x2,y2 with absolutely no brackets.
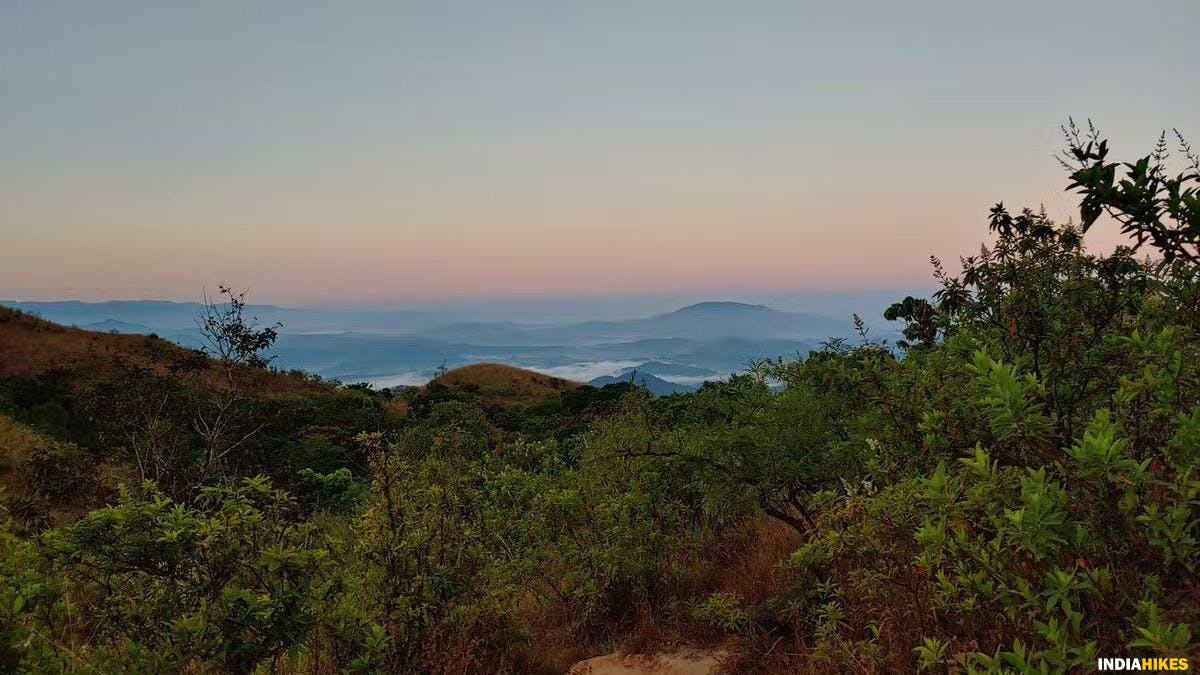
568,649,724,675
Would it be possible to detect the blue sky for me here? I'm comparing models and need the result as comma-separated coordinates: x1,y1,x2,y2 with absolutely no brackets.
2,1,1197,303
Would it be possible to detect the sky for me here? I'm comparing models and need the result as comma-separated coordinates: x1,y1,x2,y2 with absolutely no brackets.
2,1,1197,305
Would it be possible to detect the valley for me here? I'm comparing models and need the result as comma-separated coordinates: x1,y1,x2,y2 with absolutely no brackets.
2,298,905,392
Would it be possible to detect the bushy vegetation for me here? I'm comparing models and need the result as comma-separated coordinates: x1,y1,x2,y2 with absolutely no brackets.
1,124,1198,673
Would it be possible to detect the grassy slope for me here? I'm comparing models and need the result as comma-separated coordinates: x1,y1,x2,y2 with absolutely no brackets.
0,413,48,495
0,413,129,526
435,363,579,407
0,306,326,395
0,307,358,525
0,311,583,518
0,308,569,406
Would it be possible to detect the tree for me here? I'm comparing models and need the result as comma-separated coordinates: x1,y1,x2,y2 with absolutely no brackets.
928,204,1153,447
195,286,280,369
43,479,330,673
600,375,856,535
1062,119,1200,267
192,287,281,477
349,422,518,671
884,296,939,349
83,362,197,486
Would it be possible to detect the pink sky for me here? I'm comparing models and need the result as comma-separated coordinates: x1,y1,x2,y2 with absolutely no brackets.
2,2,1191,304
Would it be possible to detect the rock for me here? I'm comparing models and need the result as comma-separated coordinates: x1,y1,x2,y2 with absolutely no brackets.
569,649,724,675
751,604,789,637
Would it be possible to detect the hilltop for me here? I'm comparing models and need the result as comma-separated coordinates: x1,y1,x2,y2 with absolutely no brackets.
673,301,772,313
432,363,579,406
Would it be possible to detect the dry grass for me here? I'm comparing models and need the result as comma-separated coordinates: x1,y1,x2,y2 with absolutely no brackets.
435,363,579,407
710,518,802,606
510,589,603,674
508,518,804,675
0,413,45,489
0,413,130,527
0,307,338,527
0,306,327,395
380,397,409,416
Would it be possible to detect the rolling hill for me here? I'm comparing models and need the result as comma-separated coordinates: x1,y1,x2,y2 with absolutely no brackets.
433,363,580,406
0,306,326,395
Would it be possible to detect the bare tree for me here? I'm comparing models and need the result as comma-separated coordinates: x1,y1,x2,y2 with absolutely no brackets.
192,286,281,477
98,362,191,485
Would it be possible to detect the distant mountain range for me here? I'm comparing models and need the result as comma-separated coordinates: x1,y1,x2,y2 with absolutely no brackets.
617,361,717,378
417,301,849,346
80,319,158,334
1,299,902,390
0,300,444,334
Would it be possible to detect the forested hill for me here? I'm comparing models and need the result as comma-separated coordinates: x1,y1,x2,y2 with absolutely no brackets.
2,128,1200,673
